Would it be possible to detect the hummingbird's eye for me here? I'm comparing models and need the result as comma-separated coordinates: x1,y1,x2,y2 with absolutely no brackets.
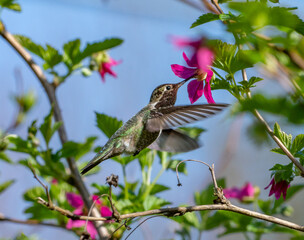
166,86,171,90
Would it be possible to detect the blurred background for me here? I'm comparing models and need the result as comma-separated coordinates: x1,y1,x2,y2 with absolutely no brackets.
1,0,304,239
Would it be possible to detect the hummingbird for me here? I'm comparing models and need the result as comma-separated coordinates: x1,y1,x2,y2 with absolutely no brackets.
81,77,228,175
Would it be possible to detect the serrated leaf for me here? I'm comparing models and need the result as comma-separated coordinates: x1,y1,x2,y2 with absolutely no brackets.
273,122,292,149
0,179,15,194
14,35,45,58
0,0,21,12
190,13,219,28
42,45,62,70
77,38,123,62
271,148,285,155
39,108,62,146
63,39,81,67
291,134,304,154
60,136,97,160
95,112,123,138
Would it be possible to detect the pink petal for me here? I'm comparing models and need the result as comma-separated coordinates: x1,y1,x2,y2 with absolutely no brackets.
103,62,118,77
66,193,84,208
187,80,204,104
87,222,98,239
92,195,102,205
73,208,84,215
169,35,201,49
101,206,112,217
265,178,274,190
182,52,198,68
197,47,214,72
239,183,255,199
203,71,215,104
66,219,86,229
108,57,122,66
171,64,197,79
223,188,241,199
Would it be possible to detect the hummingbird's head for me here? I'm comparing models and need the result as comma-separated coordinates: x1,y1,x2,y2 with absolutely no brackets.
149,78,190,108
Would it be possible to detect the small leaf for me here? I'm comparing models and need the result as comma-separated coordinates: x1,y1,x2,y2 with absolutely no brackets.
291,134,304,154
150,184,170,195
143,195,170,210
60,136,97,160
42,45,62,70
273,122,292,149
0,152,12,163
190,13,219,28
95,112,123,138
0,179,15,194
167,159,187,175
0,0,21,12
77,38,123,63
63,39,81,67
14,35,45,58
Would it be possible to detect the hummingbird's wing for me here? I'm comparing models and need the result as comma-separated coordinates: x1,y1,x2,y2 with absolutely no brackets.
148,129,200,152
146,103,229,132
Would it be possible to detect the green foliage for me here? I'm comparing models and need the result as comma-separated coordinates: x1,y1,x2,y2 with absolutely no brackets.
227,3,304,35
95,112,123,138
178,127,205,140
210,40,254,75
270,163,294,182
273,122,292,149
0,0,21,12
0,179,15,194
39,108,62,146
237,94,304,124
190,13,219,28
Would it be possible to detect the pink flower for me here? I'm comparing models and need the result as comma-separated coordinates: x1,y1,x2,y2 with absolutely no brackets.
66,193,112,239
99,57,120,82
171,50,215,104
265,178,290,200
51,179,58,185
169,35,201,49
223,183,258,203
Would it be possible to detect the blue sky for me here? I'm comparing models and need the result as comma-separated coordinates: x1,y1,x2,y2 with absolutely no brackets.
1,0,304,239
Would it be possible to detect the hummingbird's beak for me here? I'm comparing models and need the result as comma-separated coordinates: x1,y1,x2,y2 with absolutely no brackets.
177,74,196,88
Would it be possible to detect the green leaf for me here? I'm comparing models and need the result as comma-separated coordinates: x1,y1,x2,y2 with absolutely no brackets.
23,186,45,202
0,0,21,12
291,134,304,154
60,136,97,160
42,45,62,70
167,159,187,175
143,195,170,210
14,35,45,58
0,179,15,194
39,108,62,146
95,112,123,138
0,152,12,163
273,122,292,149
183,212,200,228
190,13,219,28
63,39,81,67
77,38,123,62
178,127,205,140
257,199,272,214
150,184,170,195
270,163,294,182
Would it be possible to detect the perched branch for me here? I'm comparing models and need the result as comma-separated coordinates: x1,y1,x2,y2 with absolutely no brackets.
36,197,304,232
0,23,108,239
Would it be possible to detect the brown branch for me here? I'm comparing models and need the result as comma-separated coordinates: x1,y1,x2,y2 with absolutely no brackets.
0,23,108,239
36,197,304,232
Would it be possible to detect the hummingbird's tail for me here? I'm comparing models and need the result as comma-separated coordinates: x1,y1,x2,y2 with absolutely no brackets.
80,148,112,175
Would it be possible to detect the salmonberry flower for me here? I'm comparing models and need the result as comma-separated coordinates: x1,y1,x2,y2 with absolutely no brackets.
66,192,112,239
171,50,215,104
265,178,290,200
223,183,259,203
99,56,120,82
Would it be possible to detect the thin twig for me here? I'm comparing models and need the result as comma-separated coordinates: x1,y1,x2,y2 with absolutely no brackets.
111,218,133,238
176,160,229,204
0,23,107,238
